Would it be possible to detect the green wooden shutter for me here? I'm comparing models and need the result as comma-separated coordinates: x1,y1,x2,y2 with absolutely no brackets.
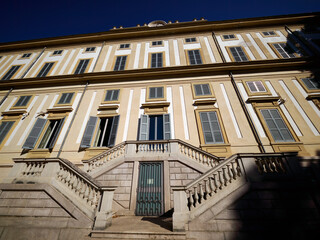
22,118,47,149
200,112,224,144
0,121,15,145
80,116,97,148
139,115,149,140
47,118,65,149
163,114,171,140
108,115,120,147
260,109,294,142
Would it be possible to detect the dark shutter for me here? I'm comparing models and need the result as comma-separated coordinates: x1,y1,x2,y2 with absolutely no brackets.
163,114,171,140
247,82,257,92
80,116,98,148
139,115,149,140
200,112,224,144
260,109,294,142
47,118,65,149
58,93,74,104
202,84,211,95
108,115,120,147
15,96,31,107
22,118,47,149
0,121,14,145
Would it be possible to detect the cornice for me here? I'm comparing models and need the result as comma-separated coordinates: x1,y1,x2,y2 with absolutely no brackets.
0,12,318,52
0,57,316,90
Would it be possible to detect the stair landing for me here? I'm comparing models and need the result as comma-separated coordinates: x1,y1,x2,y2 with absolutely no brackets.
91,216,187,239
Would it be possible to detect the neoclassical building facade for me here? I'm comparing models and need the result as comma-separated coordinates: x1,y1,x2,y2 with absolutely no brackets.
0,12,319,240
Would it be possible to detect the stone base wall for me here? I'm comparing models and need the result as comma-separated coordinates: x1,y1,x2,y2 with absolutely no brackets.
169,161,201,208
187,184,320,240
96,162,133,209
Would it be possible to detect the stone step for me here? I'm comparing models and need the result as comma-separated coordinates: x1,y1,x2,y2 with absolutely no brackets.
90,230,187,239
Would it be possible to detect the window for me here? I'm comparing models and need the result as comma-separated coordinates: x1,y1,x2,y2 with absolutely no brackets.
139,114,171,140
21,53,31,58
104,89,120,102
193,83,212,96
0,121,15,146
74,59,90,74
80,115,120,148
228,47,249,62
223,34,236,40
85,47,96,52
1,65,21,80
150,53,163,68
148,87,164,100
23,118,65,150
37,62,54,77
57,92,74,105
260,109,295,142
246,81,266,93
120,44,130,49
187,50,203,65
185,38,197,43
53,50,63,55
271,43,296,58
113,56,127,71
262,31,276,36
199,111,225,144
301,78,320,90
14,96,32,107
152,41,163,46
38,119,65,149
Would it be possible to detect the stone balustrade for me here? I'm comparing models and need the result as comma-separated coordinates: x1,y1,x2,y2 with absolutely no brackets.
83,140,222,174
5,158,115,226
172,152,292,231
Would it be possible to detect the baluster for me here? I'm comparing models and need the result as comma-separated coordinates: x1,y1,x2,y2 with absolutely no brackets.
231,162,237,179
217,170,223,189
236,160,242,176
277,157,286,172
85,184,91,202
199,183,204,203
193,186,199,207
213,173,219,192
32,163,39,176
204,179,210,198
57,166,64,180
65,171,71,185
91,190,98,208
24,163,32,176
262,158,269,173
75,178,82,193
227,165,233,183
88,187,94,205
255,159,263,174
61,168,68,183
189,190,194,210
222,167,229,186
209,177,215,194
79,181,86,198
72,176,79,191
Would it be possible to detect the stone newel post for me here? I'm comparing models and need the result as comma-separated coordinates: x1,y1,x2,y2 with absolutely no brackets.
172,186,189,232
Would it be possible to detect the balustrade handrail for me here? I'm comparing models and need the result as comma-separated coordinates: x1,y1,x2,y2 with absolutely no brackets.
13,157,101,190
82,139,223,165
172,152,291,192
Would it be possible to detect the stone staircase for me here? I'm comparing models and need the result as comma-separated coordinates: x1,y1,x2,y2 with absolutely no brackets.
0,140,298,239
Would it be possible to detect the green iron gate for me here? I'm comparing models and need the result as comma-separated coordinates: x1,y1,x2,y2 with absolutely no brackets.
136,162,164,216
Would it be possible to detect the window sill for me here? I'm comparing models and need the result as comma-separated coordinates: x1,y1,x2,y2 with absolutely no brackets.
246,96,280,103
200,143,231,157
27,149,51,158
2,110,27,116
83,147,110,160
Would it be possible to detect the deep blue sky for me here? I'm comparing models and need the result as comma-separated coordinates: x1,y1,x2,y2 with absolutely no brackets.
1,0,319,43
